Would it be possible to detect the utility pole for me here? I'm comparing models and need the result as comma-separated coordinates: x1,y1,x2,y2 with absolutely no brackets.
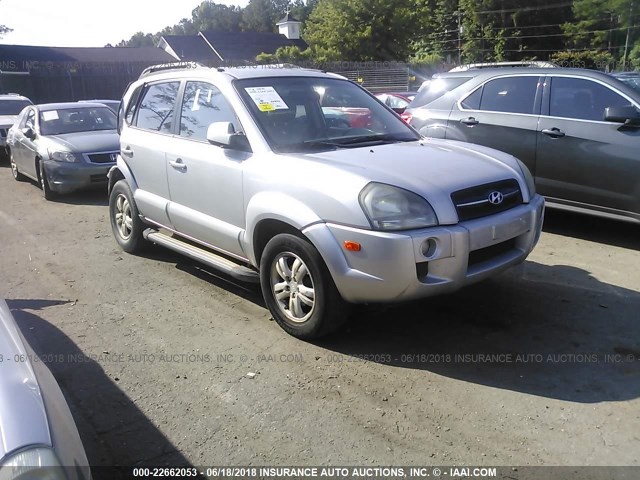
623,0,634,69
457,11,463,65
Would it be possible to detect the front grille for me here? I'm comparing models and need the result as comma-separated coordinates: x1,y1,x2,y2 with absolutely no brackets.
0,128,7,138
90,174,108,183
468,238,517,267
88,152,117,164
452,179,522,221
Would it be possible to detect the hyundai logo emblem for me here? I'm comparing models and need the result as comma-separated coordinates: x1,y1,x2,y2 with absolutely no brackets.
488,191,504,205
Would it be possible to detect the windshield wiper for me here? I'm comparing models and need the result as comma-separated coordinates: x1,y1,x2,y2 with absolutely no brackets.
331,134,416,146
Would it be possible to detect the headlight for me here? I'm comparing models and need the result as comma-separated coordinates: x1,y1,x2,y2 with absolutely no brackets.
359,182,438,231
516,159,536,197
48,150,79,163
0,447,66,480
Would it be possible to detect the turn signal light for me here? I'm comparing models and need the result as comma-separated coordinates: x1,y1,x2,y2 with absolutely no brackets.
343,241,362,252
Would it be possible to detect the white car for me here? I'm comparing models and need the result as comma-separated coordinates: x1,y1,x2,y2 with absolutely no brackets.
0,300,91,479
0,93,33,157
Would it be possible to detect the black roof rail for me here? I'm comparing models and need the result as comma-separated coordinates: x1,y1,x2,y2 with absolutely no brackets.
139,61,205,79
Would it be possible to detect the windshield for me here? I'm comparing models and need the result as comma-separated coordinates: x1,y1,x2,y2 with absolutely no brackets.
616,75,640,94
235,77,419,153
39,107,117,135
0,99,32,116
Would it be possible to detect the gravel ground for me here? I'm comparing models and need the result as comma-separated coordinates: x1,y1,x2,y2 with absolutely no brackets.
0,163,638,479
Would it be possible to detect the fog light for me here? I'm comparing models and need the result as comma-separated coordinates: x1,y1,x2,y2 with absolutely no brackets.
421,238,437,258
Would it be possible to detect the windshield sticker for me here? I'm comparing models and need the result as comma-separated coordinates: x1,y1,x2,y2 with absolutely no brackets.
42,110,59,121
244,87,289,112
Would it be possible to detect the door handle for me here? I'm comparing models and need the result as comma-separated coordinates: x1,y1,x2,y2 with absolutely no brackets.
460,117,479,126
169,158,187,171
122,147,134,157
541,128,565,138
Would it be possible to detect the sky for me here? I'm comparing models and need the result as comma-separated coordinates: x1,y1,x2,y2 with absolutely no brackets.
0,0,248,47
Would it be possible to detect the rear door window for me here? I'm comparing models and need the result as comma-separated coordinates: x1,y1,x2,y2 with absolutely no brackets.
411,77,473,108
478,76,539,114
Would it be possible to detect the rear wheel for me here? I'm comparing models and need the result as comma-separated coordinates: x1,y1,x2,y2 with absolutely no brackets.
38,160,56,200
10,150,26,181
260,234,349,339
109,179,146,253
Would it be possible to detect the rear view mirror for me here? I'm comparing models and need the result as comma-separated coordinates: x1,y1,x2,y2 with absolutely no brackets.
604,106,640,125
207,122,251,152
207,122,235,147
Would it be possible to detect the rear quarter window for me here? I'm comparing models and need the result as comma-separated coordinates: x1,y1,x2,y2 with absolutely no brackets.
410,77,473,108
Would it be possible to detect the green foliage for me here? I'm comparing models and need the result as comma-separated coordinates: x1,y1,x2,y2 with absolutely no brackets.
630,42,640,69
550,49,615,70
111,0,638,71
304,0,417,61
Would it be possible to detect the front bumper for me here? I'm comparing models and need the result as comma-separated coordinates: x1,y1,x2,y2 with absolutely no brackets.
43,160,113,194
304,195,545,303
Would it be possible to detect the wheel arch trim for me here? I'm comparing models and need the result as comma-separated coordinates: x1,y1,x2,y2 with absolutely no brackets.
108,155,138,194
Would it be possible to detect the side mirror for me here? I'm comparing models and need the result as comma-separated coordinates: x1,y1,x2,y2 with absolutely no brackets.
22,127,36,140
604,105,640,125
206,122,251,152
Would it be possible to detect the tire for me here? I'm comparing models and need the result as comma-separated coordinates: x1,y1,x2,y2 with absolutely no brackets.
9,150,26,181
109,179,146,253
38,160,56,200
259,233,349,339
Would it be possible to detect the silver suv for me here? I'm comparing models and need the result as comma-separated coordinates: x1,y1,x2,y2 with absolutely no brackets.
109,63,544,339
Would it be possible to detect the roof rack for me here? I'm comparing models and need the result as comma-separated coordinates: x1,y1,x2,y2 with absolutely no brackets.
139,62,205,79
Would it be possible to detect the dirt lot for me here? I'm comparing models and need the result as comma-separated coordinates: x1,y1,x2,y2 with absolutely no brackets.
0,163,638,478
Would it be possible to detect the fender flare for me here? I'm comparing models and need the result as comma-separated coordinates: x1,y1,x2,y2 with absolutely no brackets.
244,191,323,265
107,155,138,194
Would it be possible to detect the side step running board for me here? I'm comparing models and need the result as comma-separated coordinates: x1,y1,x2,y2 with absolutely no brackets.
143,229,260,284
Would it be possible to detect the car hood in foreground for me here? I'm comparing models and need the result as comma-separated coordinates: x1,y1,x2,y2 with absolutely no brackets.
43,130,119,153
297,138,527,225
0,300,51,461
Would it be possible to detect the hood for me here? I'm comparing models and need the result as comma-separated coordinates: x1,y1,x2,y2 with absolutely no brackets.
0,115,19,129
44,130,119,153
0,300,51,461
299,138,527,225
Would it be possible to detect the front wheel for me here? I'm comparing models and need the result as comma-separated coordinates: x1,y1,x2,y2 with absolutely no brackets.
38,160,56,200
260,234,349,339
109,180,146,253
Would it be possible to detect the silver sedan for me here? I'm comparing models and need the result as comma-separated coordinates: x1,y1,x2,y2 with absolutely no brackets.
6,102,119,200
0,300,91,479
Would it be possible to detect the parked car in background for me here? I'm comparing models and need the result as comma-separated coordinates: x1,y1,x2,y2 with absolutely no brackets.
406,68,640,223
611,71,640,93
0,299,91,479
6,102,119,199
448,61,558,72
79,99,120,114
375,92,418,114
108,63,543,340
0,93,33,158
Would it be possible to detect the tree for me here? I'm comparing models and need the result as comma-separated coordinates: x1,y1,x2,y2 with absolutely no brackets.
304,0,417,61
242,0,293,32
192,2,243,32
457,0,573,63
